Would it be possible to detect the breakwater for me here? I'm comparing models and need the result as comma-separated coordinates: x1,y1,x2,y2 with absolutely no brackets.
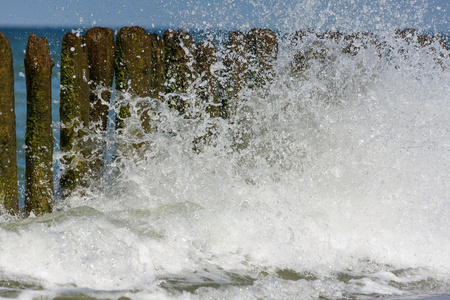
0,26,448,217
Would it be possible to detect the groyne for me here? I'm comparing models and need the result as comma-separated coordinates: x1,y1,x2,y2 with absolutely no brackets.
0,27,447,216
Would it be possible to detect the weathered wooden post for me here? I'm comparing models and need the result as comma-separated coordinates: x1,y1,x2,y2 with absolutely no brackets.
115,26,152,131
222,31,248,117
24,33,54,215
192,39,220,152
0,32,19,214
246,28,278,88
149,33,165,100
85,27,115,131
289,29,317,74
59,32,90,198
84,27,115,175
163,29,196,116
195,40,220,117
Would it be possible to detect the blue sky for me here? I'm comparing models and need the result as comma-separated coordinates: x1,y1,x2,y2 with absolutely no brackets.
0,0,448,33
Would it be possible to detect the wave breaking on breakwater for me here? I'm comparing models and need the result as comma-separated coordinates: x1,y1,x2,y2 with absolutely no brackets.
0,4,449,298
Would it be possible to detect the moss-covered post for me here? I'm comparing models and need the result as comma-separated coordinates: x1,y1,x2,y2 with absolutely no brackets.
163,29,196,116
0,32,19,214
195,40,220,117
84,27,115,175
222,31,248,117
246,28,278,88
59,32,90,198
85,27,115,131
115,26,152,131
149,33,165,100
24,33,54,215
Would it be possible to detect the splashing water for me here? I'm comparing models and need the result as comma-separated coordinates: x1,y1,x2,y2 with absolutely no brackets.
1,1,450,299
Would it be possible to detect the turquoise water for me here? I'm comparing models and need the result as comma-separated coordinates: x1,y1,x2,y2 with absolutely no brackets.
0,25,449,299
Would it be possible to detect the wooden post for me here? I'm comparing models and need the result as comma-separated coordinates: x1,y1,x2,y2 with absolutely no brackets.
85,27,115,131
246,28,278,88
149,33,165,100
84,27,115,175
0,32,19,214
289,30,311,74
222,31,248,117
24,33,54,216
59,32,90,198
163,29,196,116
192,39,221,152
115,26,152,131
195,40,220,117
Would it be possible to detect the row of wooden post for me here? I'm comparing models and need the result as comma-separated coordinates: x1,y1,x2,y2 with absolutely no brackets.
0,27,447,216
0,26,279,216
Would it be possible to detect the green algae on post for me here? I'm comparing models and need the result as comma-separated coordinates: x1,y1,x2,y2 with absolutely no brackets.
59,32,90,198
195,40,220,118
85,27,115,131
246,28,278,88
163,29,196,116
24,33,54,216
0,32,19,215
115,26,152,131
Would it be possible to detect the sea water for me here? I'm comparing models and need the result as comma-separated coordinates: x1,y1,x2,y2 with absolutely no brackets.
0,16,449,300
